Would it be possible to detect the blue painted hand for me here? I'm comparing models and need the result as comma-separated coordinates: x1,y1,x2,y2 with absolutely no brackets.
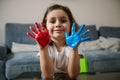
65,22,90,48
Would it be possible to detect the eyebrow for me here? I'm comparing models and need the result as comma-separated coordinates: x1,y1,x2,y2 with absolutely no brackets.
61,16,68,19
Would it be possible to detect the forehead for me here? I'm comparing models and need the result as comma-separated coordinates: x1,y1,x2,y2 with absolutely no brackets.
46,9,69,19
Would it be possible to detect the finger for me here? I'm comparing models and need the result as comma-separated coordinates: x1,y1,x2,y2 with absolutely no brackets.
40,22,48,34
40,22,45,27
45,29,49,34
42,27,45,31
40,22,46,32
35,22,41,32
65,32,69,38
80,29,90,37
41,23,49,35
76,24,85,35
26,32,35,39
81,37,90,41
29,26,37,34
71,22,76,35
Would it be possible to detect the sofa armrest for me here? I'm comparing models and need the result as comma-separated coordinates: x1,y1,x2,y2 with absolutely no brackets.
0,43,7,60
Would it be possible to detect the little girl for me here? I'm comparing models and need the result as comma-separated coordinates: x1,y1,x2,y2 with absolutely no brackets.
27,4,89,80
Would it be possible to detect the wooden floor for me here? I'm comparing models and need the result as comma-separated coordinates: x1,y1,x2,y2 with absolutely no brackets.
15,72,120,80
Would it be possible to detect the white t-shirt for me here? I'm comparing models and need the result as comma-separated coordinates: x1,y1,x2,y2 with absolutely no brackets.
38,45,82,73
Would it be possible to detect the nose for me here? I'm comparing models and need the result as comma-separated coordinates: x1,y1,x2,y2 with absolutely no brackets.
55,20,61,27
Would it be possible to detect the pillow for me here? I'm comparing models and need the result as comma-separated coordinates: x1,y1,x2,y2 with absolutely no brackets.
79,37,120,52
107,37,120,42
99,37,120,52
79,39,102,51
11,42,38,53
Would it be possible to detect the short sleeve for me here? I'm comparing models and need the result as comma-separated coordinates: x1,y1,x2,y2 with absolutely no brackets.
48,46,55,59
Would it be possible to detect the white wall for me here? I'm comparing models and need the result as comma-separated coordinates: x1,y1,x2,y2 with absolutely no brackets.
0,0,120,44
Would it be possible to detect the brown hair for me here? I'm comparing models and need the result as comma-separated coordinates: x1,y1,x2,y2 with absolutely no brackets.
42,4,79,45
42,4,79,32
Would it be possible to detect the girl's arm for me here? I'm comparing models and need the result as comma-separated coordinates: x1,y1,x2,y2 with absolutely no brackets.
65,22,90,79
67,47,80,79
39,46,54,79
27,22,54,79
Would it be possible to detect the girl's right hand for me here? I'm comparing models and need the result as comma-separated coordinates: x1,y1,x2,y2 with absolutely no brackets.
27,22,50,48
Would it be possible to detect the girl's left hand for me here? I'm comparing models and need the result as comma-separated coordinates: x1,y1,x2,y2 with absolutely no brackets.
65,22,90,48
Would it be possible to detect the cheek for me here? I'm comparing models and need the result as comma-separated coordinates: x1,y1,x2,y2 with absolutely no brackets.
64,24,71,33
46,23,53,34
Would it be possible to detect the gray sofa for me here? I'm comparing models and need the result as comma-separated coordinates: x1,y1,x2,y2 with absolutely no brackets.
2,23,120,80
0,43,7,80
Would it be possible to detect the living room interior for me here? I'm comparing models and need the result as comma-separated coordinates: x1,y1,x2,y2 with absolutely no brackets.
0,0,120,80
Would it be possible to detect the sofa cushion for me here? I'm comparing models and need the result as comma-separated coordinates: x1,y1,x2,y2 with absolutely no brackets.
82,25,99,40
99,26,120,38
6,51,40,79
84,50,120,72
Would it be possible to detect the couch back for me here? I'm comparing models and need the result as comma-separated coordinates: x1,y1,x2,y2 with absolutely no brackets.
5,23,36,53
5,23,98,53
83,25,99,40
99,26,120,38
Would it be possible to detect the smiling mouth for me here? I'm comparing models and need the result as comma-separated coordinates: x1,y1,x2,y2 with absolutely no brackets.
53,29,64,32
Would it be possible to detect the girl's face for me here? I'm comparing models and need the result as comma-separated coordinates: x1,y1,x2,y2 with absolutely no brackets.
46,9,71,40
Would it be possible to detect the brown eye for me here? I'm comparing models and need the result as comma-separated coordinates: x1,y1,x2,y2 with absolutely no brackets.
50,20,55,24
61,19,67,23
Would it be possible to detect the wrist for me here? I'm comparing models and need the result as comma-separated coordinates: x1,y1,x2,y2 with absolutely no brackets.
39,45,49,51
70,47,78,53
38,45,49,57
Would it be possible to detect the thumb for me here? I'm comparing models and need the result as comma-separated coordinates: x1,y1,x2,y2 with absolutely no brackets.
65,32,69,38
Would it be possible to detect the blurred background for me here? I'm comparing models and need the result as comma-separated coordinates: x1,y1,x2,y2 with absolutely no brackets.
0,0,120,44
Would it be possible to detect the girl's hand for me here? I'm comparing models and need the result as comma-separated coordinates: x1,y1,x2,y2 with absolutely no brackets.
65,22,90,48
27,22,50,48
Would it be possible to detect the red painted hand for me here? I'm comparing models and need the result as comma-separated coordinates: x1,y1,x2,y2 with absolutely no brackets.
27,22,50,48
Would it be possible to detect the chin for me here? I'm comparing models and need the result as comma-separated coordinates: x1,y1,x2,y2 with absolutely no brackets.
53,35,64,39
